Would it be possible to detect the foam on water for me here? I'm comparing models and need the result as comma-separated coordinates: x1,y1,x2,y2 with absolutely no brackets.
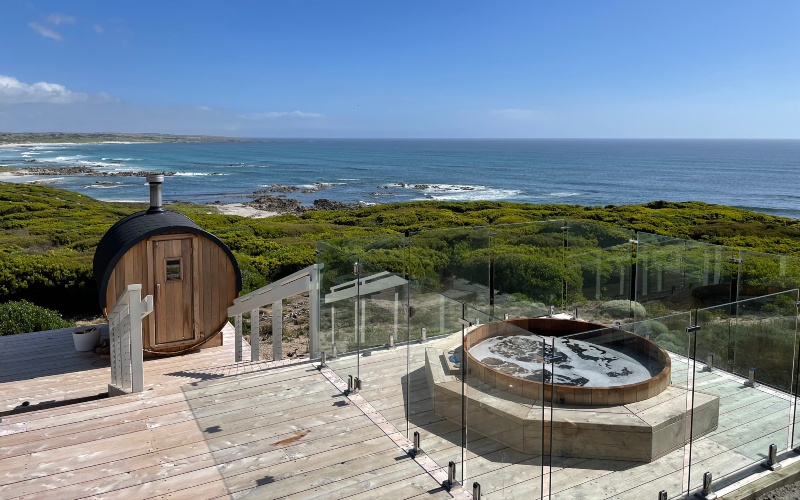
469,334,656,387
1,140,798,217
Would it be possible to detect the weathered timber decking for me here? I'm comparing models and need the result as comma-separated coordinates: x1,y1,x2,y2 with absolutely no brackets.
0,323,266,413
326,333,797,499
0,358,455,499
1,326,795,499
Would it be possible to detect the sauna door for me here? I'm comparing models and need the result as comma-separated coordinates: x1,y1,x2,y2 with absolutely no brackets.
151,236,199,346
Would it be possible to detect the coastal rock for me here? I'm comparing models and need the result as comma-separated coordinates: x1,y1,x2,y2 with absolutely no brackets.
311,199,361,211
16,166,175,178
255,184,300,194
97,171,175,178
18,166,96,175
254,183,327,194
243,195,364,215
249,195,305,215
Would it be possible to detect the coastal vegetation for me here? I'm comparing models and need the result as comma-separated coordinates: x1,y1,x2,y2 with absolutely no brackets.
0,182,799,319
0,300,71,336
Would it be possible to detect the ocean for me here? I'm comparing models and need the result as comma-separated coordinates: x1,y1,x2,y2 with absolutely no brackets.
1,139,799,219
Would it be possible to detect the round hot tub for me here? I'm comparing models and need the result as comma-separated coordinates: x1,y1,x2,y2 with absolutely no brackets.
465,318,671,406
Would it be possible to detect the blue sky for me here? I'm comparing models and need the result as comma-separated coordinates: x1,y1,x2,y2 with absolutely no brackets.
1,1,799,138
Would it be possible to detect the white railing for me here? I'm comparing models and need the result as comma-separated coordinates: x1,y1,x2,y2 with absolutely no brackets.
108,284,153,396
228,264,320,362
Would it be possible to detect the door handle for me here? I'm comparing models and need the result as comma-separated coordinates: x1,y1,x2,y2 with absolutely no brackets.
156,283,160,299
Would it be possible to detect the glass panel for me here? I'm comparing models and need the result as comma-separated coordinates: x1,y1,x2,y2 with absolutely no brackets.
463,306,545,499
403,283,465,483
548,312,692,499
689,290,799,494
739,251,800,300
565,221,634,326
409,226,492,313
317,242,361,384
491,221,565,319
636,234,737,321
166,259,181,281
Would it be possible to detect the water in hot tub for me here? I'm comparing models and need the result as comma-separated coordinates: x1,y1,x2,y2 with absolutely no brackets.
468,335,659,387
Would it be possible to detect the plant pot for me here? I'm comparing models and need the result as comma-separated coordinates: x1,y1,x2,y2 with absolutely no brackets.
73,327,101,352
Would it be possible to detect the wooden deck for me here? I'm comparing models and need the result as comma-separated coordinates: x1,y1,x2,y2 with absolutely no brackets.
0,323,270,413
1,325,795,499
0,331,457,500
326,334,798,499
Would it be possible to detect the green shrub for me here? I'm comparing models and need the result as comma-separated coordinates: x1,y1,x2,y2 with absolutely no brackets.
0,300,72,335
637,319,670,337
598,300,646,319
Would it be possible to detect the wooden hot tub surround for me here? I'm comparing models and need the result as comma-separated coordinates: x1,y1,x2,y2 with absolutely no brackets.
464,317,671,406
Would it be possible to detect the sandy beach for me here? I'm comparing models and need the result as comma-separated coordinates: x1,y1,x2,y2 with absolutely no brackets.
209,203,278,218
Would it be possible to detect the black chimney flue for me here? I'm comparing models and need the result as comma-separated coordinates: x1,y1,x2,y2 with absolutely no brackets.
146,174,165,214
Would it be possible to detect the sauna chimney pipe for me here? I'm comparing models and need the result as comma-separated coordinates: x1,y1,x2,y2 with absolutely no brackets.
146,174,165,214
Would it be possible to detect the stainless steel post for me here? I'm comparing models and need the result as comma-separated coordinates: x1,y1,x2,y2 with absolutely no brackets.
702,471,714,497
658,491,667,500
411,430,420,457
764,443,782,470
446,461,456,490
746,367,756,387
473,482,481,499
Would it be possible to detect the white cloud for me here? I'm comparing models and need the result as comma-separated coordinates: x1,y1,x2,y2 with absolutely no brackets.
47,14,76,25
93,24,105,34
242,111,325,120
492,108,540,119
0,75,118,105
28,23,64,42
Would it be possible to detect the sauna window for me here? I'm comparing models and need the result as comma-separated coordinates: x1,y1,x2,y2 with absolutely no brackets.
166,259,182,281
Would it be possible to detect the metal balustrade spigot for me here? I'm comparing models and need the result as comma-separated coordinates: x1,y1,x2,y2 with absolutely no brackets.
698,471,716,499
763,443,782,471
409,431,420,458
745,367,756,387
444,461,457,491
705,353,714,372
473,482,481,499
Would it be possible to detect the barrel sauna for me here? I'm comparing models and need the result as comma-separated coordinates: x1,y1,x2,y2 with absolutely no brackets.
93,175,242,355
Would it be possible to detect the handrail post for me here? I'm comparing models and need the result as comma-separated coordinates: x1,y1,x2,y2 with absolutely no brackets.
129,286,145,393
235,314,243,362
108,284,151,396
273,300,283,361
309,264,321,359
250,308,260,362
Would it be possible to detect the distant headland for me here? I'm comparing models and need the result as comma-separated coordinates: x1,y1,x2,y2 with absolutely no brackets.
0,132,246,146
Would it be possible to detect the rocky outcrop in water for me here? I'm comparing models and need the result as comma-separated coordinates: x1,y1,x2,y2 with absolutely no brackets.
16,166,175,177
244,195,363,215
254,183,327,194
